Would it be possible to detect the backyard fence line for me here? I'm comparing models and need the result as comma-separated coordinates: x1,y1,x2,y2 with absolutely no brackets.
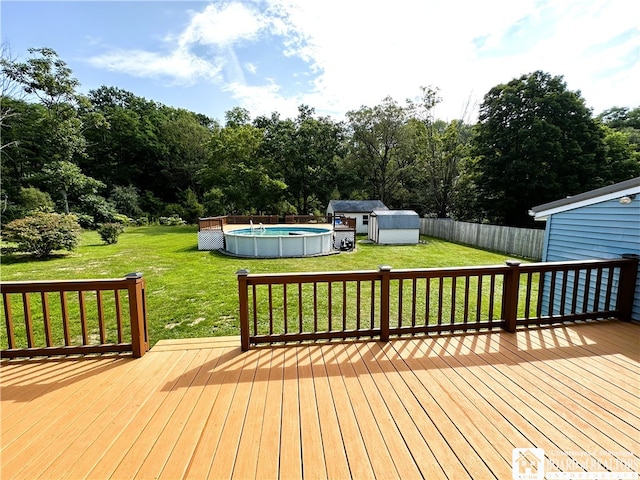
420,218,544,260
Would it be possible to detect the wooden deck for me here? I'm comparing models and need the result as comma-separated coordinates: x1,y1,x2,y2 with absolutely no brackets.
1,320,638,479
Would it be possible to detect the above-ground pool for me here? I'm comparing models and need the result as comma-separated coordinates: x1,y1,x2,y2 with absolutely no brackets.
224,226,334,258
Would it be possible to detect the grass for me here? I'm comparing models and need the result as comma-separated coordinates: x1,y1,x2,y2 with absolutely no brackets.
1,225,524,347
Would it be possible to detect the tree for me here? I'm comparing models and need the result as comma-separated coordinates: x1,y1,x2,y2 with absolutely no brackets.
36,160,105,214
109,185,142,218
472,71,606,226
406,86,472,217
83,86,212,206
599,125,640,183
203,117,285,214
257,106,343,213
345,97,413,206
1,48,92,164
3,211,81,258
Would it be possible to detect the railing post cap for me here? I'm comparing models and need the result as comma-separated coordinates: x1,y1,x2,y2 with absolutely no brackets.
125,272,143,279
378,265,392,272
236,268,250,276
505,260,522,267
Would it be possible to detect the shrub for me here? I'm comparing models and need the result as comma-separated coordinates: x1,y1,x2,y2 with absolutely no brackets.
97,223,125,245
111,213,132,225
19,187,54,213
73,213,96,229
2,212,81,258
159,215,186,226
78,194,118,223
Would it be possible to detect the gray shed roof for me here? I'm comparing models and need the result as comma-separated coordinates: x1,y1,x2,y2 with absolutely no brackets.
529,177,640,220
372,210,420,229
328,200,387,213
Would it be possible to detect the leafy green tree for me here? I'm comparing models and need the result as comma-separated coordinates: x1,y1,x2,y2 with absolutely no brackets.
598,106,640,130
109,185,142,218
36,160,105,214
3,211,81,258
0,48,97,165
256,106,343,213
599,125,640,182
77,193,118,225
473,71,606,226
157,107,211,195
178,188,204,224
0,97,51,209
598,106,640,172
84,86,212,206
406,86,473,217
345,97,413,206
203,116,285,214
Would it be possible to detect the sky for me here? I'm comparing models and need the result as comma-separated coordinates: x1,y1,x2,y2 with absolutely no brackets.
2,0,639,124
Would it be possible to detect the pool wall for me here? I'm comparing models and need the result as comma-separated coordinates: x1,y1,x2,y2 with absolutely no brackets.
223,227,334,257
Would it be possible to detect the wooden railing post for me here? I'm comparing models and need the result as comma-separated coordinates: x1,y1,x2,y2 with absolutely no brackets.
618,254,639,322
503,260,521,332
237,269,250,351
125,272,148,358
378,265,392,342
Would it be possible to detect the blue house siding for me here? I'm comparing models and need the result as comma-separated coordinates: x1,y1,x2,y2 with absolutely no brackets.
542,197,640,320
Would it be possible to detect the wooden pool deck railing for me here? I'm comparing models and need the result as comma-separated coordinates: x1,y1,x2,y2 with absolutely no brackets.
237,257,639,350
1,257,636,358
198,215,357,231
1,273,148,358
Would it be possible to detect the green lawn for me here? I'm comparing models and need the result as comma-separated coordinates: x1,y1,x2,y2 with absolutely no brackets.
1,226,523,346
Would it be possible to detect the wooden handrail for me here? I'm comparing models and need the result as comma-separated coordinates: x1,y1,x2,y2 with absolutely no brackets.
200,215,330,230
1,274,149,358
237,257,638,350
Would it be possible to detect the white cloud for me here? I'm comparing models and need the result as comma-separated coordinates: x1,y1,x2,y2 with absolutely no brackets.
266,0,639,120
245,62,257,75
88,47,223,84
223,79,301,118
175,3,267,48
86,0,640,120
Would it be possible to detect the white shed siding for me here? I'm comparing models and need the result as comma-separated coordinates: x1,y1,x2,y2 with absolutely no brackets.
543,197,640,320
377,229,420,244
368,210,420,244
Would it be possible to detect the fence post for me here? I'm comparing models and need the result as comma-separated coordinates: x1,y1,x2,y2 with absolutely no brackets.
618,255,639,322
378,265,392,342
126,272,148,358
237,269,250,351
503,260,521,332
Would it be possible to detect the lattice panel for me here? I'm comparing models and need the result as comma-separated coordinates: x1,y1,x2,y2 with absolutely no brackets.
198,230,225,251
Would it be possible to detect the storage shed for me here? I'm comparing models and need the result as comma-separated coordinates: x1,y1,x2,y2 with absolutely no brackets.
368,210,420,244
529,177,640,320
327,200,387,234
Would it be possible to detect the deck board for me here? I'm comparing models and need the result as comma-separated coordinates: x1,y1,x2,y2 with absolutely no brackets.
1,319,639,479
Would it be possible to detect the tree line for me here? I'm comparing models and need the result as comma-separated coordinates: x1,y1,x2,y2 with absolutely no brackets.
2,47,639,230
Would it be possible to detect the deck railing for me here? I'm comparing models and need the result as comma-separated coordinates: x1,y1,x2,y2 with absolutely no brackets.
1,273,148,358
237,257,638,350
284,215,328,224
199,215,331,230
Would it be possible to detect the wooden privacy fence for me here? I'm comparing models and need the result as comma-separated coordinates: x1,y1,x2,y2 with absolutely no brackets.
420,218,545,260
1,273,148,359
237,257,638,350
